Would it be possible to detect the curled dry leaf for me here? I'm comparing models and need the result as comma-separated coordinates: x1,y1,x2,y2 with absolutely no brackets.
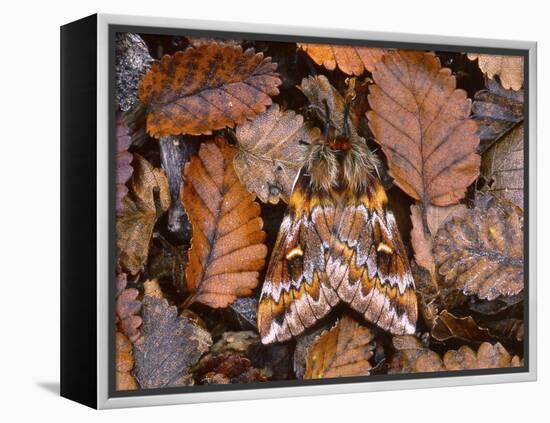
133,280,212,389
182,138,267,308
116,114,134,213
480,123,524,209
368,50,480,208
116,273,142,342
298,43,385,75
434,194,524,301
139,42,282,137
234,104,318,204
485,319,524,342
115,33,152,112
472,78,523,152
304,316,375,379
390,336,522,373
116,331,138,390
431,309,496,343
410,204,467,277
467,54,524,91
117,154,170,275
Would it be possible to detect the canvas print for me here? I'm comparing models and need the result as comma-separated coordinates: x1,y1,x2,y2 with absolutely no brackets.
113,31,526,392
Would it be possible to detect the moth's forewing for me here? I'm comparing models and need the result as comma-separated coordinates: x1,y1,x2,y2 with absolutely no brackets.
258,173,339,344
326,178,417,335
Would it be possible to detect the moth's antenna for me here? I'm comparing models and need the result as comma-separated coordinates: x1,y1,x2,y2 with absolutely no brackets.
322,99,331,142
343,101,351,138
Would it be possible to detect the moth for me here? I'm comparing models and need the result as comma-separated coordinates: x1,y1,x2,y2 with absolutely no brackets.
258,77,417,344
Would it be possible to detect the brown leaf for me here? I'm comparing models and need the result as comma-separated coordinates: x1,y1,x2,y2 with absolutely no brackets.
133,280,212,389
431,310,496,343
195,354,268,385
434,194,524,301
182,138,267,308
115,273,142,342
472,78,523,152
368,50,480,207
139,42,281,137
234,104,319,204
390,336,521,373
389,335,444,373
298,43,385,75
304,316,375,379
480,123,524,209
117,154,170,275
467,54,524,91
410,204,468,277
115,331,138,390
443,342,523,370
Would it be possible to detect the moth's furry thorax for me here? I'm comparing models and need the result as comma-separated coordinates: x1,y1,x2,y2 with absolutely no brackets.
306,136,380,193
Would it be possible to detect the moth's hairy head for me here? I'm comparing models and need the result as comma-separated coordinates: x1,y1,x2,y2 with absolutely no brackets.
306,135,379,193
343,138,380,191
306,142,339,192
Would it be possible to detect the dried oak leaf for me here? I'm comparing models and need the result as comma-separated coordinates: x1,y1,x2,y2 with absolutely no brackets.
434,193,524,301
467,54,524,91
182,138,267,308
298,43,385,75
390,336,521,373
133,280,212,389
116,331,138,390
472,78,523,152
234,104,317,204
368,50,480,208
138,42,282,137
410,204,467,277
304,316,375,379
480,123,524,209
116,273,142,342
117,154,170,275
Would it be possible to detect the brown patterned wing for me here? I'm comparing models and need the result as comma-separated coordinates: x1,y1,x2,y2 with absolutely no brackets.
326,178,417,335
258,174,339,344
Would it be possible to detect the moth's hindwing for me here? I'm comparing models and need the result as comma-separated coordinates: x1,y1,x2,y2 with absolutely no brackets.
326,178,417,335
258,174,339,344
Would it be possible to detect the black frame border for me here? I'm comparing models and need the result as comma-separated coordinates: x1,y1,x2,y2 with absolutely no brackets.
107,23,530,400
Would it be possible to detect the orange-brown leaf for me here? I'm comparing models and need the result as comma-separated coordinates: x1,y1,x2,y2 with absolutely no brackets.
368,50,480,207
139,42,281,137
116,331,138,390
390,336,521,373
467,54,524,91
304,316,375,379
182,138,267,308
298,43,385,75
